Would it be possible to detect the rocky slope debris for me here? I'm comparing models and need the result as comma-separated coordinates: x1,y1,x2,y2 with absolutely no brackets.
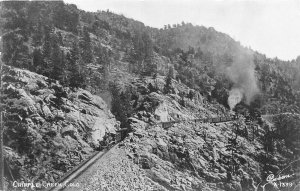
115,77,298,191
2,65,119,184
124,117,263,190
64,147,167,191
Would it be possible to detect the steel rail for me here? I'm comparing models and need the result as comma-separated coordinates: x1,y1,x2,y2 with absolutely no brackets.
46,144,119,191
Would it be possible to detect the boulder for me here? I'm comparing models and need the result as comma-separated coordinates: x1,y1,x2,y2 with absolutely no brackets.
61,124,77,137
42,105,53,119
154,102,169,122
156,138,168,152
65,111,80,123
77,90,106,110
16,89,36,111
139,154,154,169
53,109,65,120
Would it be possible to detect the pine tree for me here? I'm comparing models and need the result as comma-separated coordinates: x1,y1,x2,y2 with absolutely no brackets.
31,21,43,46
42,26,52,59
68,41,86,88
80,27,93,63
225,131,240,175
68,58,81,89
2,1,30,68
90,70,102,93
95,46,110,90
59,51,68,85
40,25,53,76
131,32,144,74
102,62,110,90
32,48,43,72
141,31,154,75
52,1,65,29
130,30,154,75
64,52,72,85
164,67,174,94
110,84,133,129
50,34,63,80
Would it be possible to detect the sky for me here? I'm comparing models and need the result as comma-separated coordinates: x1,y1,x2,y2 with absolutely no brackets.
64,0,300,61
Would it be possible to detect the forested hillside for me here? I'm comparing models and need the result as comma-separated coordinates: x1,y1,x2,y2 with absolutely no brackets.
1,1,299,117
1,1,300,190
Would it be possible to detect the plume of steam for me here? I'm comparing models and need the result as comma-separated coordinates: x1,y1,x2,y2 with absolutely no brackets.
228,88,243,110
226,51,260,110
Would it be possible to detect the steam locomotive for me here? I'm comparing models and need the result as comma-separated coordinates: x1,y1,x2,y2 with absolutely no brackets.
97,128,128,151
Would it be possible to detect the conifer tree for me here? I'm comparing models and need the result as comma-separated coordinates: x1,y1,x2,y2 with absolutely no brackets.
130,31,154,75
110,84,133,129
31,21,44,46
225,131,240,175
59,51,68,85
95,46,110,90
64,52,72,85
68,41,86,88
2,1,30,68
164,67,174,94
32,48,43,73
50,34,63,80
42,26,52,59
40,26,53,76
80,27,93,63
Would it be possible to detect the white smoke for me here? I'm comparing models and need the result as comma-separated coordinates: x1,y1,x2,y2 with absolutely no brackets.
228,88,243,110
226,51,260,110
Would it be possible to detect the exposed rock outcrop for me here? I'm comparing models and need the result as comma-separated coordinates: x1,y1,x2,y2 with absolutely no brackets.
2,65,119,183
109,76,297,191
122,119,264,191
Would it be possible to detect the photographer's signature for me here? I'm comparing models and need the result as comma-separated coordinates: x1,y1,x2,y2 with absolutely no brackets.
258,159,300,191
264,173,294,188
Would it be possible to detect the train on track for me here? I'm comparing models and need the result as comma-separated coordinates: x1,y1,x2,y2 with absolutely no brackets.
159,114,239,129
97,114,241,150
97,128,128,151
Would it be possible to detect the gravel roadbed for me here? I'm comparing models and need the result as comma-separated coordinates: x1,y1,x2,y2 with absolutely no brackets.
63,146,165,191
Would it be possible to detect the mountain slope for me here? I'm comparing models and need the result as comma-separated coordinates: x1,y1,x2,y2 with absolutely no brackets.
1,1,300,190
2,65,118,185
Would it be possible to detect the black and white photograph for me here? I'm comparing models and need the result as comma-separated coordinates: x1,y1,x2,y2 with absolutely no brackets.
0,0,300,190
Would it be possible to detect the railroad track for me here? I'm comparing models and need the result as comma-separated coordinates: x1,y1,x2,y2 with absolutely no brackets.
46,115,238,190
46,144,119,191
46,128,129,191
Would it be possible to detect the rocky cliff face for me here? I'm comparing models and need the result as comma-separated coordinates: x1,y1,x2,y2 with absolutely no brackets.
111,77,297,191
130,75,225,123
123,120,262,191
2,65,118,183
